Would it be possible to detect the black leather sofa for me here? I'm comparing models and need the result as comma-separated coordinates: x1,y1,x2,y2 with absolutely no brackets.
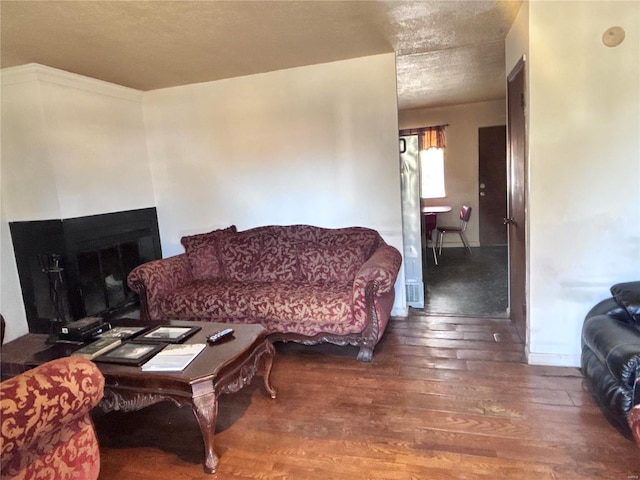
581,281,640,439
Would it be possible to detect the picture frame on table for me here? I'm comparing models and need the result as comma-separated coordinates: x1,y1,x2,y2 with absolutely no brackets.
94,342,166,366
97,326,150,341
136,326,201,344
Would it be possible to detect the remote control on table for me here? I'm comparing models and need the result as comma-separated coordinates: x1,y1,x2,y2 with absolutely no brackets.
207,328,234,344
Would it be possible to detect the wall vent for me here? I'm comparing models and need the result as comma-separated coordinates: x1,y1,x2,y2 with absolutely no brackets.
406,282,424,308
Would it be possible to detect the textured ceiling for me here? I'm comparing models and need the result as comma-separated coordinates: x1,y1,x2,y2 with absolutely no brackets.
0,1,522,111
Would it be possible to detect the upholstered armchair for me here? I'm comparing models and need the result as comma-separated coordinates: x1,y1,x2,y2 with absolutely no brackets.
630,404,640,447
1,357,105,480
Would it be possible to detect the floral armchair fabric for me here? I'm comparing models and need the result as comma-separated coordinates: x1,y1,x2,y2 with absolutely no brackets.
128,224,402,361
1,357,105,480
630,404,640,447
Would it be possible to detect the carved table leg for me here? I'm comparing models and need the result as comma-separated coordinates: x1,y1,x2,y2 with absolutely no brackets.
262,341,277,399
192,391,219,474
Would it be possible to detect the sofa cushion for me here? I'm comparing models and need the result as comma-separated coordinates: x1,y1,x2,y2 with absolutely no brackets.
219,231,264,282
180,226,237,281
251,282,361,335
160,280,262,319
297,244,366,284
610,281,640,325
159,280,361,336
253,235,299,282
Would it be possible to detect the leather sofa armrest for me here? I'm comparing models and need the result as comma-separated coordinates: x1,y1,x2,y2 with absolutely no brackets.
1,357,105,468
582,314,640,386
127,254,193,321
611,281,640,325
585,297,634,324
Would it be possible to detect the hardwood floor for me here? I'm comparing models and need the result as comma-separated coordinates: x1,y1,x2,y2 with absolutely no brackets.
95,313,639,479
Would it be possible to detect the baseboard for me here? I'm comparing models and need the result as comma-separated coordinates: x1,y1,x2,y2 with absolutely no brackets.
526,351,581,368
392,305,409,317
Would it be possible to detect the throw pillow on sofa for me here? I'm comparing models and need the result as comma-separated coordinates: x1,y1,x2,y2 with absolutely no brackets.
181,225,237,281
252,235,299,282
218,231,264,282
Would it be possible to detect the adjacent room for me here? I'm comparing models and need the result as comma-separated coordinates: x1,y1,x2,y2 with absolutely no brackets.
1,1,639,479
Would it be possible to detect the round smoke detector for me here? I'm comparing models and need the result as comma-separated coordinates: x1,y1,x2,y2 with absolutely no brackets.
602,26,625,47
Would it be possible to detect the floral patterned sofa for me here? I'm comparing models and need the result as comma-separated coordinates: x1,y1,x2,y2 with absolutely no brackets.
0,357,105,480
127,225,402,361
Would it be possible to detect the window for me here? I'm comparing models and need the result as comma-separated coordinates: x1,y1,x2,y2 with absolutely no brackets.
399,125,447,199
420,147,446,199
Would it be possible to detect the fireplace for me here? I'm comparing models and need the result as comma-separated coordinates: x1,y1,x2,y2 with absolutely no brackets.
10,208,162,333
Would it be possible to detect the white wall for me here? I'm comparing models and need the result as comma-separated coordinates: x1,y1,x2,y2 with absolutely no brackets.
0,209,26,342
143,54,406,314
1,65,155,221
507,1,640,366
143,54,402,249
1,76,61,221
1,54,407,336
398,100,507,247
1,64,155,340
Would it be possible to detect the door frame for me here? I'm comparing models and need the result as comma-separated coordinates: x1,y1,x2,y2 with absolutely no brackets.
506,56,528,346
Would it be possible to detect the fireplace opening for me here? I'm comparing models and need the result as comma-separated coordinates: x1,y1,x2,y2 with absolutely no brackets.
10,208,162,333
76,239,148,317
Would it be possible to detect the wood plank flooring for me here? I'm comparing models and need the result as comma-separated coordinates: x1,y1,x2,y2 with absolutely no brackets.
95,314,640,479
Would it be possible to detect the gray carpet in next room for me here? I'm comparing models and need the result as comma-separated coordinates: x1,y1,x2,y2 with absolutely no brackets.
421,246,508,317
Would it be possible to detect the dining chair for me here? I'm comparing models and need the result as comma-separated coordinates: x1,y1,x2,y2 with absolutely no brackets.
423,213,439,265
436,205,472,255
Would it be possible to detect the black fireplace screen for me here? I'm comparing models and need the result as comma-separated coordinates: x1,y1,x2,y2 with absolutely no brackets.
76,239,148,317
10,208,162,333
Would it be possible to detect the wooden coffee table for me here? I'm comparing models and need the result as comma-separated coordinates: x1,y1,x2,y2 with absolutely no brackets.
0,319,277,474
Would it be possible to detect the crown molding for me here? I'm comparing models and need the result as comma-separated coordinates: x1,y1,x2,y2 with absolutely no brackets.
1,63,142,102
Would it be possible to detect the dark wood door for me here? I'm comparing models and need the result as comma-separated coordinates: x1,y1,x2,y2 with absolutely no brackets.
507,58,527,343
478,125,507,246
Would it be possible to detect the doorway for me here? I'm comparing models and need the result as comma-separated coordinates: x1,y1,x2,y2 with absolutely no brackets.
479,125,507,247
410,123,509,317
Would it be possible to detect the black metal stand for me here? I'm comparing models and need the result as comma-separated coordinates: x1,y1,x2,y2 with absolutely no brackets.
39,254,68,344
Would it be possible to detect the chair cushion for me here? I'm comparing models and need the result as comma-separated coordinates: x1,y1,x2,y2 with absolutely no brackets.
180,226,237,281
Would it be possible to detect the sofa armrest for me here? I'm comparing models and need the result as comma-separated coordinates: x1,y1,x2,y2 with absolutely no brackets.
582,314,640,386
127,254,193,321
351,245,402,361
1,357,105,478
585,297,635,324
354,245,403,296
